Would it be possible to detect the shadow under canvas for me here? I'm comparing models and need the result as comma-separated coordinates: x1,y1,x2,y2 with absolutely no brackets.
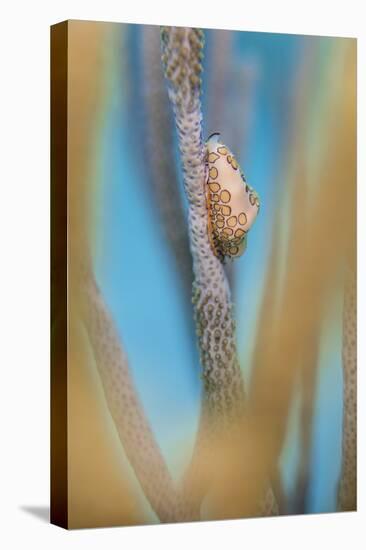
20,506,50,524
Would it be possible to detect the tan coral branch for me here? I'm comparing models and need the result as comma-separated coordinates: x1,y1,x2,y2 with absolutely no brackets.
161,26,277,518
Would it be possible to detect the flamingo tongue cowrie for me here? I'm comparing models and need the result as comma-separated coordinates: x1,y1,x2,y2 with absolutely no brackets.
205,132,260,261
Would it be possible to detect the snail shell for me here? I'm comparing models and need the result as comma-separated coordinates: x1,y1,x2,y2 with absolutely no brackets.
205,132,260,261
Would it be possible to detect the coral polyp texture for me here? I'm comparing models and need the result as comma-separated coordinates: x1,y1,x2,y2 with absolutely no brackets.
161,25,278,517
338,270,357,511
161,26,245,421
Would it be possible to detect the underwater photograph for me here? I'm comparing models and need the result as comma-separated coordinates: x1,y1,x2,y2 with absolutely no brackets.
51,20,356,529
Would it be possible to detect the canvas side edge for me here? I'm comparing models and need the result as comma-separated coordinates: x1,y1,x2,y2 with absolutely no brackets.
50,20,69,530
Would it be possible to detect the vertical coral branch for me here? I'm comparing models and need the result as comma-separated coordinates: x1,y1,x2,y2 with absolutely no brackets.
161,24,244,427
207,29,233,136
161,27,245,517
141,26,193,298
161,26,277,518
293,337,319,514
338,271,357,511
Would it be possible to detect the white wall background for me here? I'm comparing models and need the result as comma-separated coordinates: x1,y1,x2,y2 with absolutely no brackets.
0,1,364,548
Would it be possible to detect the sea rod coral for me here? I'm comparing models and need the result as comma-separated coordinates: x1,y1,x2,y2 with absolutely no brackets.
338,270,357,511
161,25,278,517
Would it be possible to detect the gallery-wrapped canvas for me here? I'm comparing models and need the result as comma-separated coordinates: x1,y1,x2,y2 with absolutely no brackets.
50,20,356,529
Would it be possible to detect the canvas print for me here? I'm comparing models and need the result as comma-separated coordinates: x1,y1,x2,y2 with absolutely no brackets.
50,20,356,529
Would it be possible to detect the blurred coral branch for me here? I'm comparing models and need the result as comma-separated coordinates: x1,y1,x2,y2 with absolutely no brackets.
293,336,319,514
240,39,356,512
78,262,197,522
141,26,193,297
207,29,258,159
206,30,258,289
